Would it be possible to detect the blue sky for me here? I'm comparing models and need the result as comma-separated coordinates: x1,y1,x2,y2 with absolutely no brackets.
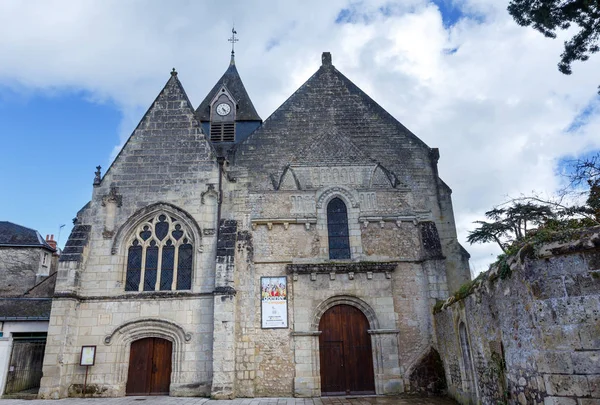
1,0,599,273
0,90,121,244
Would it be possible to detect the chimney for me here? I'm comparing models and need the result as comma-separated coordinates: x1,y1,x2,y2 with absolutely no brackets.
46,234,57,250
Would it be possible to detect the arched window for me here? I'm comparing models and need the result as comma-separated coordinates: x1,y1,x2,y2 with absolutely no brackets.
327,198,351,260
125,214,193,292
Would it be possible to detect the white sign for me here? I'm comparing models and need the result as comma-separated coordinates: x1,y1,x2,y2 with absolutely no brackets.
80,346,96,366
261,276,288,329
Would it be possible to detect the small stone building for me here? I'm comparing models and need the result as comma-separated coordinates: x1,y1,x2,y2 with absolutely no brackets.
39,52,470,398
0,222,58,397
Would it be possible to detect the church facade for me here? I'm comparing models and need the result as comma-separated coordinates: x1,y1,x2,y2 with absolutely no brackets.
39,51,470,399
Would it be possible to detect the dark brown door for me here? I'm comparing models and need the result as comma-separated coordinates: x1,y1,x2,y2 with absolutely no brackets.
319,304,375,395
126,337,172,396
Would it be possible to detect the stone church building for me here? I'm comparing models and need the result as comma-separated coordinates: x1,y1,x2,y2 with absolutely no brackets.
39,51,470,399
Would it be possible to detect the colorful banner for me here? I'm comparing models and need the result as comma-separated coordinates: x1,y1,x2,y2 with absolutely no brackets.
261,276,288,328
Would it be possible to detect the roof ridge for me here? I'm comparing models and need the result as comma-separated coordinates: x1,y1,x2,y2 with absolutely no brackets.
236,56,430,152
101,69,213,184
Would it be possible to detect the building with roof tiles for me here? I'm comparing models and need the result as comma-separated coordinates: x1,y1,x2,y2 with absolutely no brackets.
0,222,58,397
39,52,470,399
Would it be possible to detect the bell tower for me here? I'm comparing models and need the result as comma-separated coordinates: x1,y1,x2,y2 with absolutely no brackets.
209,86,236,142
195,28,262,151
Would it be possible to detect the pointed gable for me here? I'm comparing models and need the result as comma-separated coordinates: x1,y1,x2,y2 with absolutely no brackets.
196,58,261,122
234,52,434,189
102,70,215,188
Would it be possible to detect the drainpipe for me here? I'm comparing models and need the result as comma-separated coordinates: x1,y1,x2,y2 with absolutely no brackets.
217,156,225,228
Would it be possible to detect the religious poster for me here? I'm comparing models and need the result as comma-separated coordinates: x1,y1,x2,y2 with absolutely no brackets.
261,276,288,328
80,345,96,366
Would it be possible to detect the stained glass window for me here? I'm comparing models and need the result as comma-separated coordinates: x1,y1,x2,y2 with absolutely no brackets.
125,213,194,291
327,198,351,260
177,242,193,290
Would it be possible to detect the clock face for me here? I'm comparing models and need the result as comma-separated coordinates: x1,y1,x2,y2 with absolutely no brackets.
216,103,231,116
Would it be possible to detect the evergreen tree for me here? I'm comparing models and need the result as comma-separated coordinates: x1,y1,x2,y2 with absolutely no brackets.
508,0,600,90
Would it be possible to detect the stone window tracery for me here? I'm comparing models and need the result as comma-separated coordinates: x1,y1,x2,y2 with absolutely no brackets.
125,214,193,291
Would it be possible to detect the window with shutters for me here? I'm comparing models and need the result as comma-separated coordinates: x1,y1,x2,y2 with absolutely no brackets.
125,214,193,292
327,197,351,260
210,122,235,142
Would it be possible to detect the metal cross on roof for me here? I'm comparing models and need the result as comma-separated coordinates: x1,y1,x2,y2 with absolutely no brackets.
228,27,238,56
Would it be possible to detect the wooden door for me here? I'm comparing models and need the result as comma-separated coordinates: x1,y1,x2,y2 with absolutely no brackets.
5,339,46,394
319,305,375,395
126,337,172,396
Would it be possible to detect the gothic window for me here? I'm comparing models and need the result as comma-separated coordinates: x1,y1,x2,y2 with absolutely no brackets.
125,214,194,292
327,198,351,260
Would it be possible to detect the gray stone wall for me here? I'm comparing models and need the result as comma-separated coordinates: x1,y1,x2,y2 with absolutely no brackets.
434,227,600,405
40,56,472,399
0,247,46,296
40,72,220,399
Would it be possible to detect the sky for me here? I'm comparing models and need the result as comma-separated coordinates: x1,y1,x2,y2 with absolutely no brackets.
1,0,599,275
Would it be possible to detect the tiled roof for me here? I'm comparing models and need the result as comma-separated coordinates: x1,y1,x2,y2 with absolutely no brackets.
0,221,54,250
60,225,91,262
0,298,52,321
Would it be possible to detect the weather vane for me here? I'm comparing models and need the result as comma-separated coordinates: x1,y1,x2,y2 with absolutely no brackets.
228,26,238,56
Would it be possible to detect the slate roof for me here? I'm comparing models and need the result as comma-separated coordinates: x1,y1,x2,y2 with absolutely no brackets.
233,52,434,188
101,69,213,185
0,298,52,321
0,221,54,250
195,56,262,122
60,224,91,262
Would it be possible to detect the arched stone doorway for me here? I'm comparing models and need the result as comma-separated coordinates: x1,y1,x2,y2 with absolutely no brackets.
318,304,375,395
126,337,172,396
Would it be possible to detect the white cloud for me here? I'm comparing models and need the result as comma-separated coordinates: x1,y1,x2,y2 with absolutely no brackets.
1,0,599,274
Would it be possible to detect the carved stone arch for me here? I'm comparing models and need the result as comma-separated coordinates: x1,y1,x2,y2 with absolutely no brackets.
311,295,380,331
315,186,359,209
280,167,301,190
200,184,219,205
272,165,301,191
111,202,202,255
370,164,399,188
404,346,447,394
103,318,191,385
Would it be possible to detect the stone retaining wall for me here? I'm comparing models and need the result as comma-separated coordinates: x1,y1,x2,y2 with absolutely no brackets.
434,227,600,405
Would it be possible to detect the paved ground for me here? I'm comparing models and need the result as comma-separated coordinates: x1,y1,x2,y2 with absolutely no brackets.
0,396,457,405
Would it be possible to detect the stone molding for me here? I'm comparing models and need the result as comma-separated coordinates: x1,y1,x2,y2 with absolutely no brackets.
251,217,317,231
200,183,219,205
315,186,359,209
101,184,123,207
53,291,212,302
310,295,380,331
111,202,202,255
103,317,191,387
287,261,397,275
291,331,322,337
359,212,433,228
368,329,401,335
103,317,192,345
